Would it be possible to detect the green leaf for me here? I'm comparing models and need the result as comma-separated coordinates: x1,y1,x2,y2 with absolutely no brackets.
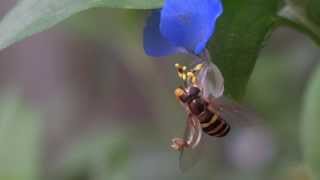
307,0,320,25
0,0,162,51
209,0,280,99
302,64,320,179
0,93,41,180
59,132,129,180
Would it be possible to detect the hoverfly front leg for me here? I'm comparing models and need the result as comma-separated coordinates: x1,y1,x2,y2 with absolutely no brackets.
171,114,198,151
172,87,189,151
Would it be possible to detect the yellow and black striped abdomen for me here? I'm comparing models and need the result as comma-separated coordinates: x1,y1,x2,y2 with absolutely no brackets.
199,110,230,137
185,94,231,137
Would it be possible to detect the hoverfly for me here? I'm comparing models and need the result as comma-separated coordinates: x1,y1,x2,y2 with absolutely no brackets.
171,56,259,171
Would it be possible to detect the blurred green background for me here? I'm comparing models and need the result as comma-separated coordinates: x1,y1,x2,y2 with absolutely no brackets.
0,2,319,180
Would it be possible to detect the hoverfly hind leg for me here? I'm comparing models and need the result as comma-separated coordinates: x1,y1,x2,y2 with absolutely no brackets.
171,114,202,152
171,138,189,151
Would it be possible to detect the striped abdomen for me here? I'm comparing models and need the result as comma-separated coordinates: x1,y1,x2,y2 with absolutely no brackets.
188,98,230,137
199,110,230,137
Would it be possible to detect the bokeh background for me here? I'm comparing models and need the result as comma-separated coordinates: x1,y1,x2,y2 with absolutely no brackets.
0,1,319,180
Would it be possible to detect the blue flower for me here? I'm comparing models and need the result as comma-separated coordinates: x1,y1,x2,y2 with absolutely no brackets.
143,0,223,57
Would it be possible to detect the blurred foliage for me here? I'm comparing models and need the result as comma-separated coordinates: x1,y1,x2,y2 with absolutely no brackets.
0,0,162,50
284,166,312,180
0,92,41,180
0,0,319,179
58,132,130,180
246,55,305,179
307,0,320,25
302,63,320,179
0,90,132,180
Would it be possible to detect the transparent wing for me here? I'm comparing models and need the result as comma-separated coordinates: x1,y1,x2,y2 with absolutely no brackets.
207,96,261,127
196,62,224,99
179,114,203,171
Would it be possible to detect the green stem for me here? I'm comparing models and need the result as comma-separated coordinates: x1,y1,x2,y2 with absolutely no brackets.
276,16,320,46
278,4,320,46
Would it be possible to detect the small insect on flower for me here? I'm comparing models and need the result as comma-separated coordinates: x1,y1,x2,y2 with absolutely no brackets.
171,52,260,171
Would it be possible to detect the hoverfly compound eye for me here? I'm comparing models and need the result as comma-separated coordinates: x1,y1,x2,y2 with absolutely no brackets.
188,86,200,97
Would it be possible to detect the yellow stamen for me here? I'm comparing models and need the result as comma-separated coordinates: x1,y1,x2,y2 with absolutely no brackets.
193,63,204,72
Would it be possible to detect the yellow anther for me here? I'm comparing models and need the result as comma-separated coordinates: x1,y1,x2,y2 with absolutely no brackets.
182,66,187,71
182,74,187,81
175,63,190,81
175,63,181,69
175,64,184,80
191,77,197,84
187,72,197,85
175,64,184,72
193,63,204,72
174,63,204,85
186,72,194,79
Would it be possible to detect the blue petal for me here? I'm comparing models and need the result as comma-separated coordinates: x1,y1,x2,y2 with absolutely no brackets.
143,10,181,57
160,0,223,55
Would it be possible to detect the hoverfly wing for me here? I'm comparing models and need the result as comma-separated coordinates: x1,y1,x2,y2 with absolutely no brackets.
196,62,224,99
207,96,261,127
179,114,203,171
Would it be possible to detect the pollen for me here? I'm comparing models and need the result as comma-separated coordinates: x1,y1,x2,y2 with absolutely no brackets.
187,72,197,85
193,63,204,72
175,63,188,81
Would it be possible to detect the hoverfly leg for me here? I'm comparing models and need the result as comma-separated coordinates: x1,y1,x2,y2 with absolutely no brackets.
171,138,189,151
178,115,204,171
171,114,201,151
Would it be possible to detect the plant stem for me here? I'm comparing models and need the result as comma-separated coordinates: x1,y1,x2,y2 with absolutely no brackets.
276,16,320,46
278,4,320,46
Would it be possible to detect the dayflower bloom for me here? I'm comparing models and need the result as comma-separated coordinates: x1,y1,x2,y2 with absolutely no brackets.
143,0,223,57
